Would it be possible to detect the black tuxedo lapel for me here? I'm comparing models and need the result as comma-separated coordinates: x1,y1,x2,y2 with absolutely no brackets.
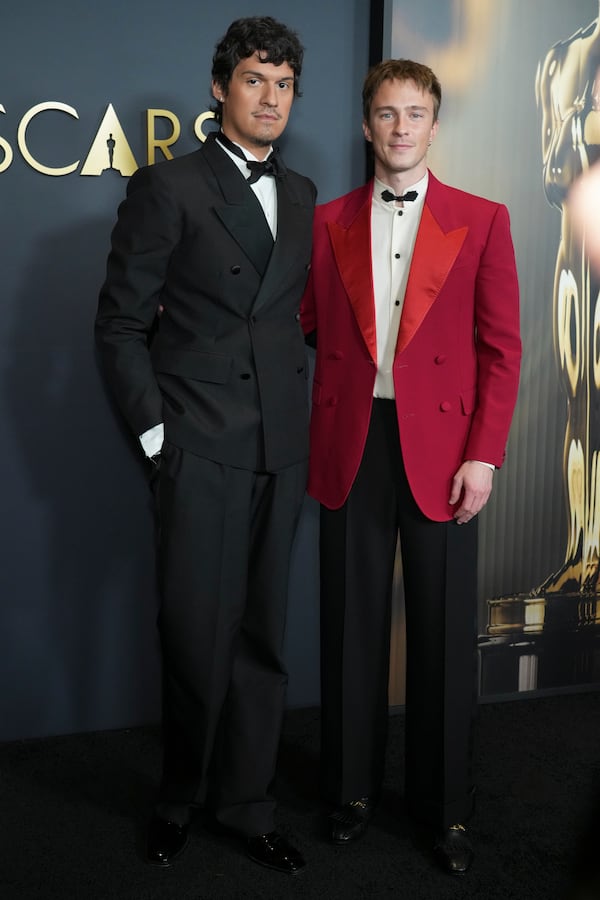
202,134,274,276
251,173,312,314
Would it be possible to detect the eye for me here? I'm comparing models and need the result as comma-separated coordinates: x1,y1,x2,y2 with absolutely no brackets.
278,81,291,90
380,112,393,120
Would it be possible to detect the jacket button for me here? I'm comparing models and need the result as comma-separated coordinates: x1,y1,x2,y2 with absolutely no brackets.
294,312,300,321
328,350,344,360
240,373,251,380
231,265,241,275
327,397,339,407
435,354,447,365
440,400,452,412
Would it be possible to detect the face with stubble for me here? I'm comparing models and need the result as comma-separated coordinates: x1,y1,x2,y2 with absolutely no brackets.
212,52,295,159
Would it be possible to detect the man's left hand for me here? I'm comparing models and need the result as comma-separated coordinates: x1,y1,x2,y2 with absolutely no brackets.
449,461,493,524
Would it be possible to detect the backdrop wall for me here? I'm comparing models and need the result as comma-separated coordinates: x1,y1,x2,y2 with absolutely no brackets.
0,0,370,741
5,0,597,743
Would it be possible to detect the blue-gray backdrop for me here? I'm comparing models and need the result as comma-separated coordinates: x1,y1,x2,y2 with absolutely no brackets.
0,0,370,741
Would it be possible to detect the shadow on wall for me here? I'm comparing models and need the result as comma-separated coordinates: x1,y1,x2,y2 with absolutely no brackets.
0,219,161,741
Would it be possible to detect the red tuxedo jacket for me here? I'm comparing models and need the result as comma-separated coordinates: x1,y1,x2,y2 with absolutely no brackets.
301,173,521,521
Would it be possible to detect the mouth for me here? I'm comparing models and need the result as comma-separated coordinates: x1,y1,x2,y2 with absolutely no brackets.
253,112,281,122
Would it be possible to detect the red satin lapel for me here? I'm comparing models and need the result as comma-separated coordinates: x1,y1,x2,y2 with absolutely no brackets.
327,205,377,364
396,206,468,355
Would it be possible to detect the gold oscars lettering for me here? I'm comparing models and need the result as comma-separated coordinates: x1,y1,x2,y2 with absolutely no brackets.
0,102,216,176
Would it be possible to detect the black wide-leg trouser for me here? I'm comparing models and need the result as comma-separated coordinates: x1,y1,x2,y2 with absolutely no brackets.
320,399,478,830
155,442,307,837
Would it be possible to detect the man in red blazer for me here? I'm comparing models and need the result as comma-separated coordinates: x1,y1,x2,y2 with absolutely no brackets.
301,59,521,874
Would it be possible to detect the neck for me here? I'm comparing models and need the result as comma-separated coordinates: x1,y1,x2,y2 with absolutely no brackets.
220,128,271,161
375,165,426,195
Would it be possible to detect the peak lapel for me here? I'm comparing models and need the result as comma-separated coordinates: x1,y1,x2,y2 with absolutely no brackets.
203,135,274,276
251,173,313,314
327,189,376,363
396,204,467,355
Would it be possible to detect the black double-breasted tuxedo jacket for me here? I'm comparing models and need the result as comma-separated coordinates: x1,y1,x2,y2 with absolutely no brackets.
96,132,316,472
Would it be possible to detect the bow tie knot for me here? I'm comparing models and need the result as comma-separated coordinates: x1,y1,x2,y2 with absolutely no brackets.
246,153,282,184
381,189,418,203
216,131,286,183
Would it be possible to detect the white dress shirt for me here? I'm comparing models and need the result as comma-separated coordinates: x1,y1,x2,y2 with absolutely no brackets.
372,172,427,398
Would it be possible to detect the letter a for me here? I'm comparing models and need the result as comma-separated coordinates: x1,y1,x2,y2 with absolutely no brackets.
80,104,138,176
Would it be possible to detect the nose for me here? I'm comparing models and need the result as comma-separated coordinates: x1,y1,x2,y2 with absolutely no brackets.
261,82,278,107
393,114,409,134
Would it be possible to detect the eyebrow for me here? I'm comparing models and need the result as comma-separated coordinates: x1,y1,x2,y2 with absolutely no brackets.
239,69,294,82
374,104,429,113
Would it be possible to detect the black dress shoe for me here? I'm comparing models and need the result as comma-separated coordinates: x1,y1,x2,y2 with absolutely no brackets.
433,824,474,874
246,831,306,874
329,797,375,844
147,816,189,867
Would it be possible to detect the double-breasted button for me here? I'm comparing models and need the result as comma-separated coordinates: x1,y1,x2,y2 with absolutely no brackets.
231,265,241,275
327,397,339,407
440,400,452,412
328,350,344,360
434,354,447,365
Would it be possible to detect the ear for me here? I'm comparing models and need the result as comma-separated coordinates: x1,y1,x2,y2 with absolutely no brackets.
429,119,439,145
362,120,372,143
211,79,225,102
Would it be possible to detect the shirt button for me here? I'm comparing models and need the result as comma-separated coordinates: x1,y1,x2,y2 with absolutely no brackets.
395,300,400,306
394,253,400,259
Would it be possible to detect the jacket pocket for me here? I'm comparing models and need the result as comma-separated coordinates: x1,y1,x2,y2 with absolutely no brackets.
152,346,232,383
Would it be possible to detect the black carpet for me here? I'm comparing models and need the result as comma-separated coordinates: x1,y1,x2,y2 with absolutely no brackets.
2,693,599,899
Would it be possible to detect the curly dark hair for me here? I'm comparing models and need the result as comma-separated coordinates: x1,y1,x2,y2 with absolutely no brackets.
211,17,304,123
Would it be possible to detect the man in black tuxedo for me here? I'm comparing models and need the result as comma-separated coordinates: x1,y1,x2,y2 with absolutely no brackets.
95,16,315,874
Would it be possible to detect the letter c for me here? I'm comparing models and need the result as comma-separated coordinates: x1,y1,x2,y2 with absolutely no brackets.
18,102,80,175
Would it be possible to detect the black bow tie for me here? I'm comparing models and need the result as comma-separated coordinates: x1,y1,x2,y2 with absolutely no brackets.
217,131,285,184
381,189,418,203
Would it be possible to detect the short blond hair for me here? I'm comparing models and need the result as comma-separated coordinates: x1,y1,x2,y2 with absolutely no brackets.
363,59,441,122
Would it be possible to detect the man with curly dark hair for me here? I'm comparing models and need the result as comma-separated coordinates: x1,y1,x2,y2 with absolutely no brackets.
96,16,315,874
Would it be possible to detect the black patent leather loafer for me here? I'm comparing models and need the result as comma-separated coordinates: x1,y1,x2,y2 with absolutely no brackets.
433,824,474,874
246,831,306,874
329,797,375,844
147,816,189,867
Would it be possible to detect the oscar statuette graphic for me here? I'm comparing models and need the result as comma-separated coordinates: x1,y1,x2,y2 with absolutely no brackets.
480,6,600,695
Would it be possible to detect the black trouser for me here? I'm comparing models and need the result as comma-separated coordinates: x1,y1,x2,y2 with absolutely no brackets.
320,400,478,829
155,443,307,836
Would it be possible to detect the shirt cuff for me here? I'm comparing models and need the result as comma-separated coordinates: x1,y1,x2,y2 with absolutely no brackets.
468,459,495,471
139,422,164,458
